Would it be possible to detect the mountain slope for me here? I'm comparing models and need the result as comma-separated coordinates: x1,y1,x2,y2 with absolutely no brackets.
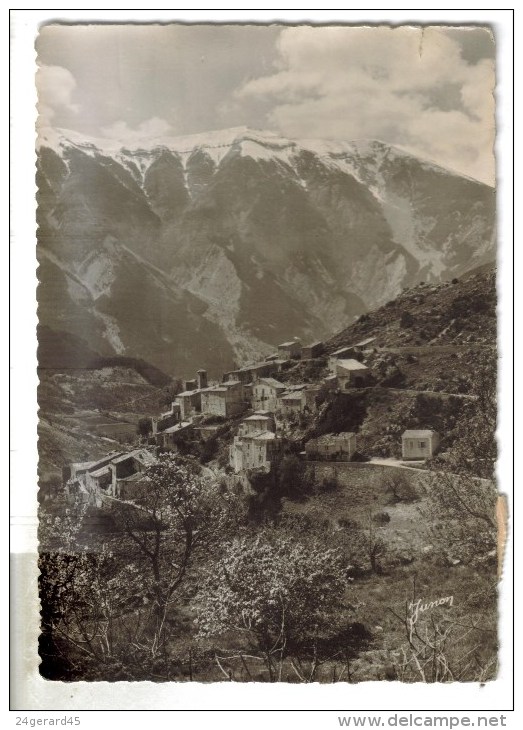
36,126,495,377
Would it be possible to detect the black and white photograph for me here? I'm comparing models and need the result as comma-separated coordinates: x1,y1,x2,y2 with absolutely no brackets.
9,9,515,715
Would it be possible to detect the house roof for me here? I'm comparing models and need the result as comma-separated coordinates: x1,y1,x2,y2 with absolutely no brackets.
161,421,193,434
90,465,111,478
117,471,147,484
240,430,278,441
255,377,286,388
280,393,303,401
303,341,323,349
83,451,124,472
111,449,155,466
336,359,369,371
331,346,353,356
72,460,98,471
279,340,301,348
306,432,356,447
253,432,278,441
111,452,136,465
402,429,438,438
352,337,376,348
250,361,283,369
177,389,200,397
243,414,271,422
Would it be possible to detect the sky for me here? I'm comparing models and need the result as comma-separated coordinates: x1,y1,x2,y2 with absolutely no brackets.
36,23,496,184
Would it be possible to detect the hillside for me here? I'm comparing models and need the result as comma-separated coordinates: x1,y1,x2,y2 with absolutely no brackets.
37,126,495,377
38,327,174,486
277,265,496,461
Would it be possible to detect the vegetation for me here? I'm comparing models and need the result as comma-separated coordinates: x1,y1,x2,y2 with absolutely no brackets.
197,534,350,682
38,266,499,683
137,416,153,438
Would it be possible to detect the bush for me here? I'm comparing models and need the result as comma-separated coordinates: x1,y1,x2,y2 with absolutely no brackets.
399,311,415,328
137,416,153,437
317,476,339,494
372,511,391,525
338,517,361,531
199,435,219,464
385,473,419,503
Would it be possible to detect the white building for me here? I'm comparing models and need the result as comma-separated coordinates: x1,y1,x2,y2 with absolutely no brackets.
402,430,440,460
252,377,287,411
335,359,371,388
230,412,281,473
305,432,357,461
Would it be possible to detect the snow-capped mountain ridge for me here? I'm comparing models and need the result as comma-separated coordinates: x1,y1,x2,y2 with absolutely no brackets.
37,125,488,187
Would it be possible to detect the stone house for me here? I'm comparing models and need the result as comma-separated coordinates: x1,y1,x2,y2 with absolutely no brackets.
301,341,324,359
303,385,323,410
66,451,122,484
252,377,287,411
200,380,246,418
155,421,194,452
305,432,357,461
328,346,355,373
66,449,156,503
238,412,276,437
152,402,181,435
335,359,371,388
110,449,156,499
328,340,375,372
278,390,306,416
176,388,202,421
65,451,123,500
224,360,287,385
402,429,440,460
277,384,314,416
278,340,302,359
85,464,113,493
323,374,339,390
230,412,281,473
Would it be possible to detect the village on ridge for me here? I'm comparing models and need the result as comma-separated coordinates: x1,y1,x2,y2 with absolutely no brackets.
65,336,441,507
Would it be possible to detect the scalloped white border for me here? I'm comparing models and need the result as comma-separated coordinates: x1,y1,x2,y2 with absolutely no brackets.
9,7,515,720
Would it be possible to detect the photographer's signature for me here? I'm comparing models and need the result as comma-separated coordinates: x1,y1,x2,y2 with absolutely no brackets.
408,595,454,636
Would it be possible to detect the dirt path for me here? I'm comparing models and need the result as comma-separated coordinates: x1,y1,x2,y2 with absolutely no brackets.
369,457,427,471
378,386,477,400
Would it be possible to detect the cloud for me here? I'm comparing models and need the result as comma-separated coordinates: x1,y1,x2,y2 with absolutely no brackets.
235,26,495,184
101,117,174,142
36,65,79,124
